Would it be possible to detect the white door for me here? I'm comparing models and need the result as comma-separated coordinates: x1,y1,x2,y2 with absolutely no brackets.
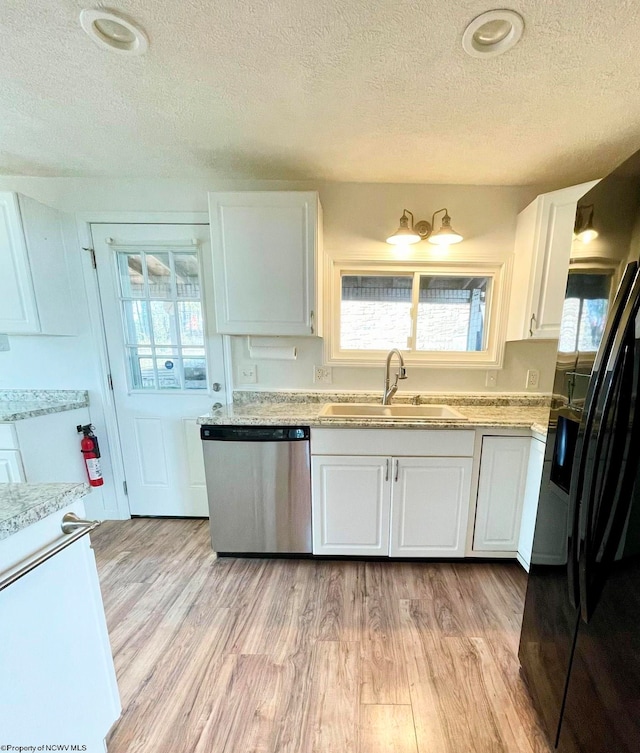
473,436,530,552
389,457,472,557
93,224,226,516
0,449,25,482
311,455,391,556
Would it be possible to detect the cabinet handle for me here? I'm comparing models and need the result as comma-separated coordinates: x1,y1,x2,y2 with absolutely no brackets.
310,310,315,335
394,459,399,482
529,313,537,337
385,458,389,481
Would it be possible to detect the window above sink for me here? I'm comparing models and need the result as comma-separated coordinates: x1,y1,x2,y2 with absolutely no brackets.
325,260,509,368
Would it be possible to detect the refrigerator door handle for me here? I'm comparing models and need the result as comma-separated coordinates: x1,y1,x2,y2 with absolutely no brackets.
578,271,640,622
566,262,638,607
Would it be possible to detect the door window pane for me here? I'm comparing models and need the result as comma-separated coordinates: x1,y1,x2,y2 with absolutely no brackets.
177,301,205,344
116,249,208,390
146,253,172,298
122,300,151,345
340,275,412,350
118,254,144,297
174,253,201,298
416,276,489,351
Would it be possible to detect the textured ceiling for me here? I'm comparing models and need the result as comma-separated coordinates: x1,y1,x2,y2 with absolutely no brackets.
2,0,640,184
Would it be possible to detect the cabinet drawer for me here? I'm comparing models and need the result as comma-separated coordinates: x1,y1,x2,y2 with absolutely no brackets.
310,428,475,457
0,423,19,449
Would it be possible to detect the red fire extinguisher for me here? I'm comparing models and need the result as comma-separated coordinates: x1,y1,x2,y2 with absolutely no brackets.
77,424,104,487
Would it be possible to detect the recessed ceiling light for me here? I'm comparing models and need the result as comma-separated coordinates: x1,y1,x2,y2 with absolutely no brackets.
462,9,524,58
79,9,148,55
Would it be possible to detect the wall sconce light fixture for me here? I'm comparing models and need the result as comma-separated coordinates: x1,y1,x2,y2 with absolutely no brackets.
574,204,598,244
386,208,463,246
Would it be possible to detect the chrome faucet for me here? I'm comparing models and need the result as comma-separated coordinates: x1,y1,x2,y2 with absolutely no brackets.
382,349,408,405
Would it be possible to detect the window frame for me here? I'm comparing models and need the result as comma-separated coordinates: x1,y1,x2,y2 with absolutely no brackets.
325,258,509,368
558,263,617,356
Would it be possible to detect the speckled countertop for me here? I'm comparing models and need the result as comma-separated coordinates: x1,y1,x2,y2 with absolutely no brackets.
197,391,550,436
0,389,89,422
0,482,89,542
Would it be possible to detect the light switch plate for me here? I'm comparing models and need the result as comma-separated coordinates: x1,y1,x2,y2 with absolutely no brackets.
526,369,540,389
314,365,332,384
0,334,9,352
485,370,498,388
239,362,257,384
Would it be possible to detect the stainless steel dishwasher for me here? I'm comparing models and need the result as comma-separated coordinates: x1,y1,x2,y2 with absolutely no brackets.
200,425,312,555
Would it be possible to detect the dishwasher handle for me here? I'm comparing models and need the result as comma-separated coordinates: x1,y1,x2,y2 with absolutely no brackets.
201,425,310,442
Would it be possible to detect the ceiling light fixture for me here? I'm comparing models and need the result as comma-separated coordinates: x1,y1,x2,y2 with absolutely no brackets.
462,9,524,58
80,9,148,55
386,208,463,246
574,204,599,244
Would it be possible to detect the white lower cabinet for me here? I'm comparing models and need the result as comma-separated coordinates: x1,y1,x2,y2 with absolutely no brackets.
0,449,26,482
517,437,547,570
310,429,475,558
311,456,390,556
390,457,472,558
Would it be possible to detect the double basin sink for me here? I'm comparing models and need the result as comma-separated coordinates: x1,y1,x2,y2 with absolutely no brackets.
319,403,467,421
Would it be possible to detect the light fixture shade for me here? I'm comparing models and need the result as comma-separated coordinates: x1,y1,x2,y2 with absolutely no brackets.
428,212,463,245
386,210,421,245
576,227,599,244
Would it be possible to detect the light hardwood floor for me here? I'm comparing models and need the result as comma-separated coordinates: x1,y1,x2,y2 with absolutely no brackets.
92,518,551,753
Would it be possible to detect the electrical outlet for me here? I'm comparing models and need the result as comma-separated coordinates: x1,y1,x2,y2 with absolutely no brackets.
314,365,332,384
526,369,540,390
0,334,9,352
485,370,498,388
239,362,257,384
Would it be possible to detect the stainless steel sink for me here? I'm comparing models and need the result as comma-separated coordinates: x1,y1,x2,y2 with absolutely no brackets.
319,403,468,420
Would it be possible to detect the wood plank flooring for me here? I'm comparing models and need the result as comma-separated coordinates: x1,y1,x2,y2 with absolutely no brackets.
91,518,551,753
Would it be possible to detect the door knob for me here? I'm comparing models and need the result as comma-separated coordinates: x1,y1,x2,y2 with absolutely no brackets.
212,382,222,392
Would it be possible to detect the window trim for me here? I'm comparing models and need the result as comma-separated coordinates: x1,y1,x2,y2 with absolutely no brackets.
558,263,617,356
325,258,509,368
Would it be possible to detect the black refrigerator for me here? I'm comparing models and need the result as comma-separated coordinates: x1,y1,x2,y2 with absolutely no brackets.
519,150,640,753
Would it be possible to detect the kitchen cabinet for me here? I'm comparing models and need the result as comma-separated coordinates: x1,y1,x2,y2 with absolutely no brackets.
506,181,598,341
517,436,546,570
208,191,322,336
0,407,90,484
0,497,120,748
473,436,531,552
390,457,472,557
311,455,390,556
0,191,76,335
311,429,475,558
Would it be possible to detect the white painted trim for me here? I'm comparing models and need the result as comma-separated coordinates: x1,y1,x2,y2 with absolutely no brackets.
222,335,234,402
76,211,209,225
74,210,215,520
324,257,510,368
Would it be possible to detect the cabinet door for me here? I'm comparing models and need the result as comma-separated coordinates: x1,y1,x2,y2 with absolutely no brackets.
474,436,530,552
209,191,319,335
0,535,121,745
312,455,390,555
517,437,546,571
0,191,40,333
390,457,472,558
507,181,598,341
0,449,25,482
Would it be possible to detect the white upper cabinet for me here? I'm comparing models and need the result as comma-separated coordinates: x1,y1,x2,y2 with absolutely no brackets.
0,192,76,335
208,191,322,336
507,181,599,341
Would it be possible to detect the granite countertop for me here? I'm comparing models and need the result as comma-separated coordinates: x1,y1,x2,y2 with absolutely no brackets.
0,482,89,542
197,391,550,436
0,389,89,422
